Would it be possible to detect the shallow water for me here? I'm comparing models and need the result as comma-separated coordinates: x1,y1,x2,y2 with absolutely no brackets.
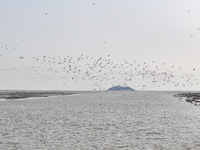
0,91,200,149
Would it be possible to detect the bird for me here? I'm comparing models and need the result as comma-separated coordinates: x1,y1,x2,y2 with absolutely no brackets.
3,51,199,91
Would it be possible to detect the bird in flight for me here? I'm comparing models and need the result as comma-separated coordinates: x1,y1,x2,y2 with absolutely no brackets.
45,13,47,15
92,3,95,5
19,56,24,59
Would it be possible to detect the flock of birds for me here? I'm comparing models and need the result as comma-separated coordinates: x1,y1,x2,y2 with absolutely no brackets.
0,7,200,90
0,48,199,90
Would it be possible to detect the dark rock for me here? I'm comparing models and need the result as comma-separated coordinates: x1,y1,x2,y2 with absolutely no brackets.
175,92,200,106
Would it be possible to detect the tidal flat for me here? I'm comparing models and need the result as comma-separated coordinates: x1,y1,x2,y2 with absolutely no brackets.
0,90,77,100
175,92,200,106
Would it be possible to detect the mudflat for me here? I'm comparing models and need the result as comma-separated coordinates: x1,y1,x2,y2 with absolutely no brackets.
175,92,200,106
0,91,77,100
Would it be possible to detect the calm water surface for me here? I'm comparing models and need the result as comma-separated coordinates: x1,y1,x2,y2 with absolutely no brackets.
0,91,200,150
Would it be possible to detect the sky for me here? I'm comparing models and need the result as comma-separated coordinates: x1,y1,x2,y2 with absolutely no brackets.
1,0,200,91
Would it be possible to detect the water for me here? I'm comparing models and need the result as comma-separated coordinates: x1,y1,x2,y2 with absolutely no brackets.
0,91,200,149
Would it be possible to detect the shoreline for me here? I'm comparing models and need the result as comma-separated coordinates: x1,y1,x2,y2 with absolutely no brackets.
175,92,200,106
0,91,77,100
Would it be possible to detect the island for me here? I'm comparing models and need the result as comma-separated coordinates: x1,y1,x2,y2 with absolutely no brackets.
107,85,135,91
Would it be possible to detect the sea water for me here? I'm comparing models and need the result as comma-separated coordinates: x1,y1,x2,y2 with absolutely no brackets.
0,91,200,149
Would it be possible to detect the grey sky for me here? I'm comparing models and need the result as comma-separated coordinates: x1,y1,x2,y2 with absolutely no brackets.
1,0,200,90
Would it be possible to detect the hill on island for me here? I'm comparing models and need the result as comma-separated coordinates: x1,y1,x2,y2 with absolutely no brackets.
107,86,134,91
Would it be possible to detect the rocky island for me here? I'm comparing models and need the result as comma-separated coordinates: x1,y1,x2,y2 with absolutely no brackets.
107,85,134,91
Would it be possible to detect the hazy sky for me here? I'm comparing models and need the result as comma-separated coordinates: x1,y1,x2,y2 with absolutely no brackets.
1,0,200,91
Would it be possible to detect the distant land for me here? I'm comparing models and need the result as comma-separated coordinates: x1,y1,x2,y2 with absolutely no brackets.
107,86,135,91
0,91,77,100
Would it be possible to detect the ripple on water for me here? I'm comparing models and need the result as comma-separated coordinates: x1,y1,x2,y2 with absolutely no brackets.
0,91,200,149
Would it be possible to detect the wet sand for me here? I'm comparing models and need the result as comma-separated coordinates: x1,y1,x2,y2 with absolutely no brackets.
0,91,77,100
175,92,200,106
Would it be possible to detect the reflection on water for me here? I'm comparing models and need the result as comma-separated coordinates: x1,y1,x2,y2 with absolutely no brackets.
0,91,200,149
